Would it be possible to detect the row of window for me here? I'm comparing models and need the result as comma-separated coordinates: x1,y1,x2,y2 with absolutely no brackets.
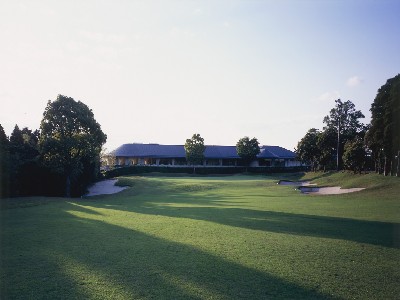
116,158,297,167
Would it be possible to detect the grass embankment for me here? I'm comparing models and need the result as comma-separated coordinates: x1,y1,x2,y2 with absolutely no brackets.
1,173,399,299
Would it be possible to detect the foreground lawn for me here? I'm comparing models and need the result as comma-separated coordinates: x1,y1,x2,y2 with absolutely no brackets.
1,173,399,299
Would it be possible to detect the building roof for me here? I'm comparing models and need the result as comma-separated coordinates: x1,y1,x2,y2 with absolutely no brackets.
113,143,296,159
204,146,238,159
258,146,296,159
112,144,185,158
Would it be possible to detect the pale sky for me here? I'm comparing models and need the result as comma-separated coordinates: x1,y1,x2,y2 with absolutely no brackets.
1,0,399,152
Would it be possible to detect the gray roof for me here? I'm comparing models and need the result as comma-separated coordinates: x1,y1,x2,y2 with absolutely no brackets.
113,143,295,159
112,144,185,158
258,146,296,159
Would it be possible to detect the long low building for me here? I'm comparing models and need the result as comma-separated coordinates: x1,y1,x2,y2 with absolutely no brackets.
110,143,302,167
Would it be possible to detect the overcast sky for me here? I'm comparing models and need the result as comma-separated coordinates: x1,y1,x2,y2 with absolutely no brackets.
1,0,399,151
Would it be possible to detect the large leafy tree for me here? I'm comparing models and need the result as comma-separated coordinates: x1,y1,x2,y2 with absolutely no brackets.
39,95,107,197
184,133,205,173
316,127,336,171
323,99,365,170
236,136,260,169
296,128,320,172
366,74,400,176
343,136,366,174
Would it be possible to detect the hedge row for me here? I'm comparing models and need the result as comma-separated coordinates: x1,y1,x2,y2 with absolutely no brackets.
103,165,309,178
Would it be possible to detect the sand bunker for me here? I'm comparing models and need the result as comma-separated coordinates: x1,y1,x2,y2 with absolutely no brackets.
298,186,365,195
85,179,128,196
278,180,365,195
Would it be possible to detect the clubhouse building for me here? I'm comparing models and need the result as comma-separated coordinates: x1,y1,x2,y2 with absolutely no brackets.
109,143,302,168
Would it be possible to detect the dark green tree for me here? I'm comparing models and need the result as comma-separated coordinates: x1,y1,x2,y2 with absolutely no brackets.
9,125,26,196
7,125,43,196
343,136,366,174
323,99,365,170
316,127,336,171
295,128,321,172
365,126,382,173
9,125,24,146
236,136,260,170
0,124,10,197
39,95,107,197
367,74,400,176
184,133,205,173
393,77,400,177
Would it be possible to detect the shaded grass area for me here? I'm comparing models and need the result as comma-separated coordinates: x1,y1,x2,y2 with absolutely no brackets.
1,173,400,299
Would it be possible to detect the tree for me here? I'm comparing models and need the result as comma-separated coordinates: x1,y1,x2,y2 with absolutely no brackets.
316,127,336,171
295,128,320,172
236,136,260,170
6,125,44,196
9,125,29,196
39,95,107,197
9,125,24,146
184,133,205,173
365,125,382,173
367,74,400,176
323,99,365,170
0,124,10,197
343,136,366,174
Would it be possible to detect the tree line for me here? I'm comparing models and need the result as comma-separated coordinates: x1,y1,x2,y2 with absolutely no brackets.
1,93,262,198
0,95,106,198
296,74,400,176
2,75,398,198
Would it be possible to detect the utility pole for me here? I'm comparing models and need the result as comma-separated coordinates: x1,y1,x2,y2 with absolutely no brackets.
397,150,400,177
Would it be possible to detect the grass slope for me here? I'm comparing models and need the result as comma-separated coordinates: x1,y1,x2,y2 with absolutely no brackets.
1,173,399,299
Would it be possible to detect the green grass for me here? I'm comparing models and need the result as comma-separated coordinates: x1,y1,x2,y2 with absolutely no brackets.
1,173,400,299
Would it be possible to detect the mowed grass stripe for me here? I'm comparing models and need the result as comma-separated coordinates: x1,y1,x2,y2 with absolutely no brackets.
1,173,399,299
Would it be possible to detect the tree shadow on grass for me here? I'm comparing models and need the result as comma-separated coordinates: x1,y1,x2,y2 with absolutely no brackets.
51,207,339,299
1,203,337,299
84,193,400,249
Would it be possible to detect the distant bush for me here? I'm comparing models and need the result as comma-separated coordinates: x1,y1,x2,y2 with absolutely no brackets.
103,166,308,178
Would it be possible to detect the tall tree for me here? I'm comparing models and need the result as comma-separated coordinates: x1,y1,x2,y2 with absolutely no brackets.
343,136,366,174
7,125,42,196
323,99,365,170
39,95,107,197
9,125,24,149
184,133,205,173
365,125,382,173
9,125,26,196
296,128,320,172
316,127,336,171
393,77,400,176
0,124,10,197
367,74,400,176
236,136,260,170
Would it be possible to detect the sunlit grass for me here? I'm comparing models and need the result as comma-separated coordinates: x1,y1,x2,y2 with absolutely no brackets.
1,173,399,299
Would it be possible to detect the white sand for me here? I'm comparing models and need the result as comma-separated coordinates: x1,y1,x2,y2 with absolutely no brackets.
300,186,365,195
85,179,128,196
278,180,365,195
